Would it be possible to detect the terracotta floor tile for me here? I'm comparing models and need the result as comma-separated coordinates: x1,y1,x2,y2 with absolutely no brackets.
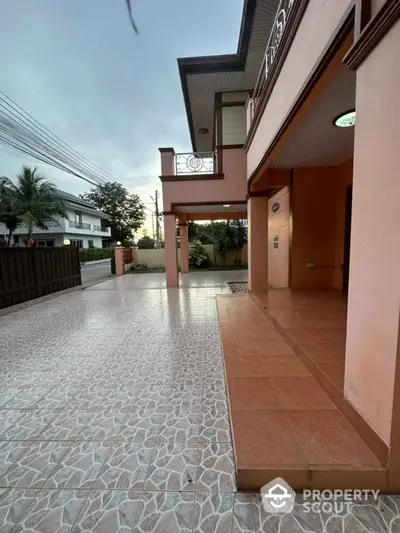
261,357,311,377
270,377,336,409
230,410,308,468
287,410,382,467
235,339,258,355
286,328,347,344
225,358,269,378
318,362,345,390
254,339,295,357
227,378,280,410
301,341,345,363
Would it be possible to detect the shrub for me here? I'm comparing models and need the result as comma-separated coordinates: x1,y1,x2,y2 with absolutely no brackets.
79,247,114,262
189,240,210,269
137,236,155,249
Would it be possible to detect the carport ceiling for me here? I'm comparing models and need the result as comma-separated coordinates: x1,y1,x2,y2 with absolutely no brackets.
175,204,247,214
271,66,356,169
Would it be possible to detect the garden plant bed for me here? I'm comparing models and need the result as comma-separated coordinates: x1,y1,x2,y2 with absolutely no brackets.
228,281,248,294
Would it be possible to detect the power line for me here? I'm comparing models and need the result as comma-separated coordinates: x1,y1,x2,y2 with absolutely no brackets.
0,91,137,193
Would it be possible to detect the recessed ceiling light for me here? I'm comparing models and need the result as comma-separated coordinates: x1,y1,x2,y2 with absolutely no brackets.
198,128,209,134
223,204,231,208
333,110,356,128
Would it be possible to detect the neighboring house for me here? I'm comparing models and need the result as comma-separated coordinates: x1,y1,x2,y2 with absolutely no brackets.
158,0,400,491
0,189,111,247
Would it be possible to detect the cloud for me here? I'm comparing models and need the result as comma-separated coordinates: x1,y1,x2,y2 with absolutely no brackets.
0,0,243,234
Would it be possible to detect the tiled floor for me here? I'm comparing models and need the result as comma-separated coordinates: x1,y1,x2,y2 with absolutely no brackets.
217,294,386,492
0,272,399,532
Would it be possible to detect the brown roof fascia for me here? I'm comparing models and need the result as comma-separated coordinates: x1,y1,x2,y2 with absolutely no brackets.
178,0,257,152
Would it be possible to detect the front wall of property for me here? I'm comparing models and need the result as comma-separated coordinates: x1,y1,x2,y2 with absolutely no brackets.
291,162,353,289
162,148,247,211
246,0,353,178
345,19,400,445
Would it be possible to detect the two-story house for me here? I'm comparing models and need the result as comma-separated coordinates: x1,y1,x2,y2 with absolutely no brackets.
0,189,111,248
159,0,400,492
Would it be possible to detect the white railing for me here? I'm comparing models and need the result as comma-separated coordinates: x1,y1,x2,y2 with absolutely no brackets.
174,151,217,175
249,0,295,126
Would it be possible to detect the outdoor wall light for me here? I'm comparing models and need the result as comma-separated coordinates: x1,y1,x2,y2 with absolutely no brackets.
198,128,209,134
223,204,231,208
333,110,356,128
116,241,122,246
63,239,71,246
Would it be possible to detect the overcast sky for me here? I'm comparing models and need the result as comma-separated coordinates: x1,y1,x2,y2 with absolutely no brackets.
0,0,243,230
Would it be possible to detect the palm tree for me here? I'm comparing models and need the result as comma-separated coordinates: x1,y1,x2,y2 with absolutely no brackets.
10,166,67,244
0,177,21,245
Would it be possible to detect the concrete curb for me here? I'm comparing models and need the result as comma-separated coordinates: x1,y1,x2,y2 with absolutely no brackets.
81,258,111,266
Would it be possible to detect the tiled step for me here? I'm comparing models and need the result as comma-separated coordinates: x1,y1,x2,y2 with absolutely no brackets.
216,294,387,491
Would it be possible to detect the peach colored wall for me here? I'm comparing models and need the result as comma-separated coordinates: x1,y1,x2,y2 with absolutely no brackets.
371,0,386,16
333,160,353,289
248,196,269,292
247,0,353,178
268,187,289,288
162,148,246,211
345,20,400,445
291,164,353,289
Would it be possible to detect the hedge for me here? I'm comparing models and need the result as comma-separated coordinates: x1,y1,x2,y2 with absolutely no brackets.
79,248,114,262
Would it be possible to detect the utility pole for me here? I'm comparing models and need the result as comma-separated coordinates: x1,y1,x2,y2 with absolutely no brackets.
155,190,160,248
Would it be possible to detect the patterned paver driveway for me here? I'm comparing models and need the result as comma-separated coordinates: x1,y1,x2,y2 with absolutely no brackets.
1,271,397,533
0,271,255,533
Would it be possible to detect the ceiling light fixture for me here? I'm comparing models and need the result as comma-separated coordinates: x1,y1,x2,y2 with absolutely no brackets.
198,128,209,134
333,109,356,128
223,204,231,208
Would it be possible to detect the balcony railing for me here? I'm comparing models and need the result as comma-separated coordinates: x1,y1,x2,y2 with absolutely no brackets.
175,151,217,175
17,220,61,229
249,0,295,126
69,220,91,230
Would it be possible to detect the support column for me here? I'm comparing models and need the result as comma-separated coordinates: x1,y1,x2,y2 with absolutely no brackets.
248,195,269,292
179,222,189,273
164,213,179,287
114,247,124,277
343,17,400,487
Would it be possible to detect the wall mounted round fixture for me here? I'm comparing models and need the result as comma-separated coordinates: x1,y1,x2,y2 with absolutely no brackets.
116,241,122,246
272,202,280,213
333,110,356,128
63,239,71,246
223,204,231,208
198,128,209,134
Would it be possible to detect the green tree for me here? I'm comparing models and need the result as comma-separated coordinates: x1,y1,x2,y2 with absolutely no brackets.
0,177,21,245
81,183,146,243
215,220,247,263
137,236,155,249
4,167,67,244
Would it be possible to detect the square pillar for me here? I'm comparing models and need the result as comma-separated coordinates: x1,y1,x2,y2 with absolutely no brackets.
179,222,189,273
164,213,179,287
114,247,124,276
248,196,269,292
159,147,175,176
344,18,400,487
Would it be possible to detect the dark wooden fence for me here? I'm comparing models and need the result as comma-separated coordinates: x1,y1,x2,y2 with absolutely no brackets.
0,247,81,310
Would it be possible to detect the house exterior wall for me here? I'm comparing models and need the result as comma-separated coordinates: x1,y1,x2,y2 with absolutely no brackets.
371,0,387,16
222,106,246,145
162,148,247,211
0,208,110,246
246,0,353,178
268,187,289,288
291,163,353,289
345,19,400,445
